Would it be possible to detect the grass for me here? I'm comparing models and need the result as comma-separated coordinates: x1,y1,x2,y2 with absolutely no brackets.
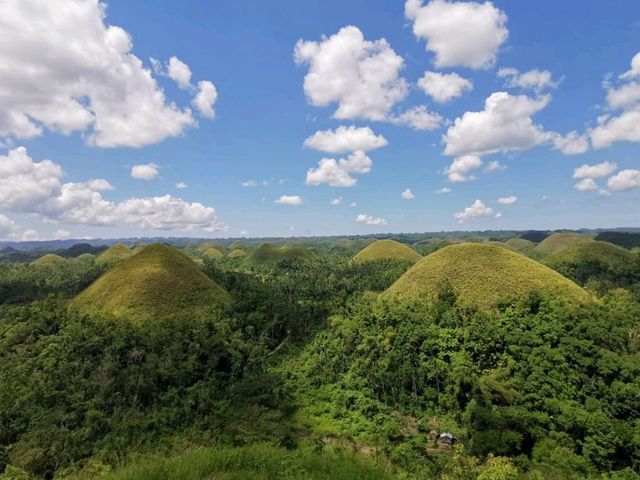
96,243,133,266
544,241,636,272
505,238,534,251
534,233,594,255
384,243,590,309
198,242,227,255
352,240,422,264
246,243,316,264
227,249,247,258
201,247,224,259
31,253,67,266
98,444,398,480
72,244,229,321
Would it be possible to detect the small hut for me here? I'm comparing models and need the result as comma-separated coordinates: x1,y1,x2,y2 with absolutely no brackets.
438,432,457,449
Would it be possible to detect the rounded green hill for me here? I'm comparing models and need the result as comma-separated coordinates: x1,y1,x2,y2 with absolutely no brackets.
32,253,67,266
353,239,422,264
384,243,589,309
544,241,639,282
227,248,247,258
96,242,133,266
535,233,594,255
505,238,534,251
246,243,316,264
72,244,229,321
198,242,226,255
201,247,224,259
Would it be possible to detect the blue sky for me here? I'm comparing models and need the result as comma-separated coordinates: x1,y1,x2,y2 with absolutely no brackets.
0,0,639,240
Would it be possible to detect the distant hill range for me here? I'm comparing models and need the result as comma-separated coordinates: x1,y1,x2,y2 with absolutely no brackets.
2,228,640,253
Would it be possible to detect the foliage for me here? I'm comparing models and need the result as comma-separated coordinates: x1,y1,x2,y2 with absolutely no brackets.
246,243,316,264
95,243,133,267
534,233,595,256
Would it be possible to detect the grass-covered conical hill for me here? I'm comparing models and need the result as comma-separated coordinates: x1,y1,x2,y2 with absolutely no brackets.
505,238,534,251
352,239,422,264
72,244,230,321
95,242,133,266
246,243,316,264
32,253,67,266
227,248,247,258
384,243,590,309
201,246,224,259
198,242,226,255
534,233,594,256
543,241,639,283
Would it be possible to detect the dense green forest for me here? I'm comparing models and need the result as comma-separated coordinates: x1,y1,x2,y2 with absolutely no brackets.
1,233,640,479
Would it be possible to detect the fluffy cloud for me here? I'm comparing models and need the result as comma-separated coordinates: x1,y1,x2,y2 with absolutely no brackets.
454,199,494,223
485,160,506,172
330,197,342,206
242,180,258,187
401,188,415,200
498,67,558,92
167,56,192,90
418,71,473,103
591,52,640,149
294,26,408,121
607,169,640,192
573,161,617,179
306,151,372,187
444,155,483,182
53,229,71,239
87,179,114,191
275,195,303,205
175,182,188,189
0,0,222,147
405,0,508,69
131,163,159,180
355,214,388,226
553,131,589,155
303,126,388,153
497,195,517,205
435,187,451,194
443,92,551,157
388,106,443,131
574,178,598,191
192,81,218,118
0,147,223,232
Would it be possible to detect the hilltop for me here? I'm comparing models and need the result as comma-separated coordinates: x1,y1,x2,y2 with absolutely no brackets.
385,243,589,309
73,244,229,321
32,253,67,267
534,233,594,256
246,243,316,264
352,239,422,264
95,242,133,266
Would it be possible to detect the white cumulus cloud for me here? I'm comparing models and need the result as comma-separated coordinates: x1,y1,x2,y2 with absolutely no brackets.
330,197,342,206
401,188,415,200
497,195,517,205
192,80,218,118
553,131,589,155
443,92,551,157
275,195,303,205
0,0,221,148
294,26,408,121
454,199,494,223
405,0,508,69
444,155,483,182
607,169,640,192
303,126,388,153
355,214,388,226
175,182,188,189
435,187,451,194
498,67,558,92
573,161,617,179
418,71,473,103
388,105,443,131
131,163,159,180
167,56,192,90
306,151,372,187
574,178,598,191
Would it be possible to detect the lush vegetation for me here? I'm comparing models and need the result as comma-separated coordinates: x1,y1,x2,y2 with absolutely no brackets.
246,243,316,264
1,233,640,479
95,243,134,267
385,243,590,309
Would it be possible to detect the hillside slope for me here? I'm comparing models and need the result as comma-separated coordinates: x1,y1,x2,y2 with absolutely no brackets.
385,243,589,309
73,244,229,320
353,239,422,264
